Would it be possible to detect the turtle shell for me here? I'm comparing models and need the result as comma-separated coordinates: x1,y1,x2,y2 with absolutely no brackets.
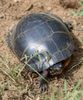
9,13,74,72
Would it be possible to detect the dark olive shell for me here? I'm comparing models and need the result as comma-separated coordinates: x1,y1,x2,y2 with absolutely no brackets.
9,13,74,72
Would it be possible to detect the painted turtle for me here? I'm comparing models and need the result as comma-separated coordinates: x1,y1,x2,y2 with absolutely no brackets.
8,13,74,92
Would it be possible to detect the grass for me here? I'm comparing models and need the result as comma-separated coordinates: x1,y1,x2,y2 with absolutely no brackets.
71,1,83,16
72,9,83,16
45,80,83,100
79,1,83,6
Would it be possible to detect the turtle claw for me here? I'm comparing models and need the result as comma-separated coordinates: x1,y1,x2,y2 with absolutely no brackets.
39,80,48,92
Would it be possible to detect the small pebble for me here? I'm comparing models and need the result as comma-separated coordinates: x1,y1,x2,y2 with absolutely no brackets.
0,14,4,19
47,6,52,11
13,0,21,3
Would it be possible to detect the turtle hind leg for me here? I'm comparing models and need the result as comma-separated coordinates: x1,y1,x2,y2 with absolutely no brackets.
64,22,73,32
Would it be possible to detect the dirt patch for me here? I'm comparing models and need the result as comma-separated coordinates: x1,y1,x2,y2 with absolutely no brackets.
0,0,83,100
59,0,80,8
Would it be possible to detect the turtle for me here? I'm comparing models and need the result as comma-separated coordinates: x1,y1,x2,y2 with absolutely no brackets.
7,13,74,92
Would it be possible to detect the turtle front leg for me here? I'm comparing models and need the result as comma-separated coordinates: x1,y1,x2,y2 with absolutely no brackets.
39,70,49,92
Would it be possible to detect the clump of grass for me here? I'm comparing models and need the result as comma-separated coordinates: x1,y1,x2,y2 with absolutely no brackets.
71,1,83,16
0,55,20,83
0,84,5,96
45,80,83,100
0,54,33,99
79,1,83,6
9,64,22,80
64,80,83,100
72,9,83,16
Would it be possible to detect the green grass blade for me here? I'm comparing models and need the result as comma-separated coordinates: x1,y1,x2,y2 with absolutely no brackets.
72,80,82,92
50,93,56,100
64,80,68,94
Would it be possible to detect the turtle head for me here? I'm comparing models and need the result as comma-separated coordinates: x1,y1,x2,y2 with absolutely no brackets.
50,62,63,75
50,58,71,75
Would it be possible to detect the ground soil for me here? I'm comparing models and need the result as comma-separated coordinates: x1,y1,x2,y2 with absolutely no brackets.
0,0,83,100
